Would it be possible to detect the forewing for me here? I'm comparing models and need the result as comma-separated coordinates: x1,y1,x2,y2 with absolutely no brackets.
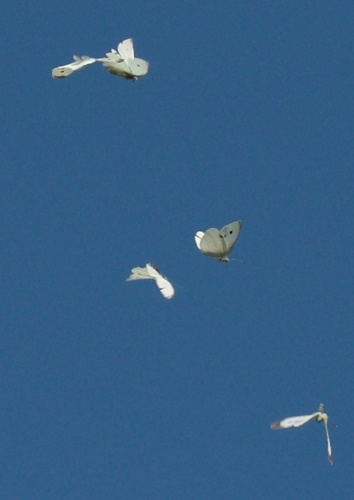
118,38,134,60
219,220,242,254
199,228,226,258
271,413,319,429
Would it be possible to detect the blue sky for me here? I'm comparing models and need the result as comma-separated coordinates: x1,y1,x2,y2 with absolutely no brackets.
1,1,354,498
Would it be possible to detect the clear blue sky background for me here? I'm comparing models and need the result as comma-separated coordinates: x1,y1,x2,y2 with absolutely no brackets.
1,1,354,498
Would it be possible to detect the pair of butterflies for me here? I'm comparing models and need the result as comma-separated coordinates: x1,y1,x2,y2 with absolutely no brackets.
271,403,333,464
52,38,149,80
126,220,242,300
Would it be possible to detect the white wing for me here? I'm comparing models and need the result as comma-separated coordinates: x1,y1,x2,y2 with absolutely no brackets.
146,264,175,299
126,266,154,281
316,412,333,464
271,412,320,429
194,231,204,250
97,49,124,63
126,57,150,77
194,228,225,259
52,55,96,78
220,220,242,254
117,38,134,60
155,276,174,299
323,419,333,464
100,59,133,78
116,38,149,78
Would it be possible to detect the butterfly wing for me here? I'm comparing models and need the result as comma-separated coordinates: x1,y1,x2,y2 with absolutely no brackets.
96,49,124,63
194,231,204,250
323,419,333,464
316,411,333,464
195,228,226,260
155,276,175,299
117,38,134,60
126,266,154,281
126,57,150,77
146,264,175,299
271,412,319,429
52,55,96,78
219,220,242,256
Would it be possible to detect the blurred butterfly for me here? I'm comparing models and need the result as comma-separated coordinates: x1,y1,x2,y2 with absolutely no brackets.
271,403,333,464
52,38,149,81
194,220,242,262
126,264,174,299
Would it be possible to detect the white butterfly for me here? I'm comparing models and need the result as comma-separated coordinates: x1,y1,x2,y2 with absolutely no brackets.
194,220,242,262
271,403,333,464
52,38,149,80
126,264,174,299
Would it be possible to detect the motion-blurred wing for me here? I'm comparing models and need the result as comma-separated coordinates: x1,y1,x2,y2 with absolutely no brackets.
126,266,153,281
100,60,133,77
316,409,333,464
52,55,96,78
146,264,175,300
323,420,333,464
97,49,124,63
271,413,320,429
97,49,133,77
